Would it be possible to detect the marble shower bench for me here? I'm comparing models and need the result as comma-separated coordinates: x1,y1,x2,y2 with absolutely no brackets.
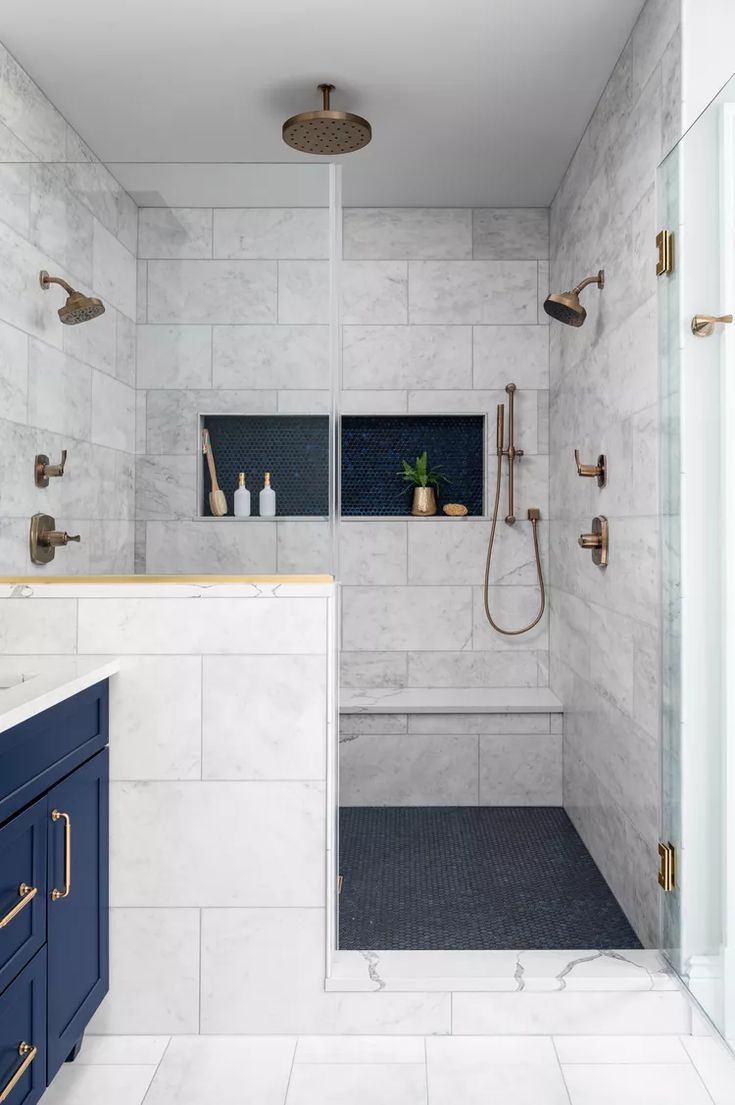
339,687,563,807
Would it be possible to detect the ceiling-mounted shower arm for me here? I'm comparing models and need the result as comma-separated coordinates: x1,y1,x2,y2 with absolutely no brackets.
318,83,334,110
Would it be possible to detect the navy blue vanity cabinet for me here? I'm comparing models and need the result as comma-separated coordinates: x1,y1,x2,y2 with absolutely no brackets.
0,680,109,1102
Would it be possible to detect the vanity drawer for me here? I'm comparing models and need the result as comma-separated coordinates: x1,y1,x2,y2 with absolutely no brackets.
0,948,46,1105
0,683,108,823
0,801,46,996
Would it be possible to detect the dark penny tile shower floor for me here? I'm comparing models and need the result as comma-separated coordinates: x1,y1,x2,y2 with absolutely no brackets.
338,806,642,950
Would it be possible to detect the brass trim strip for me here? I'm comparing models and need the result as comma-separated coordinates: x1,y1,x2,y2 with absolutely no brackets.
50,810,71,901
0,1043,37,1103
0,884,37,929
0,574,334,585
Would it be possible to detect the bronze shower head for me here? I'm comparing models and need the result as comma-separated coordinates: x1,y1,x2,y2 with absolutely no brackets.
40,270,105,325
282,84,372,155
544,270,605,327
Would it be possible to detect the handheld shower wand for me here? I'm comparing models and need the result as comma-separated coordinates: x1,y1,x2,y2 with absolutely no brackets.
484,383,546,636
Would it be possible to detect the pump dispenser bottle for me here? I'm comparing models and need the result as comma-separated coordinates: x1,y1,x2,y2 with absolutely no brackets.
234,472,251,517
259,472,276,517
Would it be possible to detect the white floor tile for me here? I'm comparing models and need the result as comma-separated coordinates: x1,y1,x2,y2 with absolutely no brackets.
553,1035,691,1064
681,1036,735,1104
285,1062,427,1105
294,1035,426,1064
562,1063,714,1105
76,1035,170,1065
40,1064,157,1105
143,1036,296,1105
426,1036,568,1105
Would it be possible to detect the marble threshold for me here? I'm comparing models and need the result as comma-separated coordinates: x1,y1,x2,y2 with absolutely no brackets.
326,949,676,993
339,687,563,714
0,577,335,599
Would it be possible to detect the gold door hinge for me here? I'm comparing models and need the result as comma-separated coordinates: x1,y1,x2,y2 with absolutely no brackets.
658,841,677,892
656,230,675,276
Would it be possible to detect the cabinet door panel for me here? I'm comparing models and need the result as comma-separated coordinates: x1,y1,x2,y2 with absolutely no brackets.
46,749,108,1079
0,800,46,994
0,949,46,1105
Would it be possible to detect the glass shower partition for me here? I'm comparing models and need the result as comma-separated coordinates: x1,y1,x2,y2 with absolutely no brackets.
659,75,735,1046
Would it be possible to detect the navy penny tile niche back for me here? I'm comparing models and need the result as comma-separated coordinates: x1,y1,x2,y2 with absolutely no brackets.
341,415,485,516
202,415,330,516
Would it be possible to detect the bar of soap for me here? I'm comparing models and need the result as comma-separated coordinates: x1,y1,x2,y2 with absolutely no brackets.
442,503,468,516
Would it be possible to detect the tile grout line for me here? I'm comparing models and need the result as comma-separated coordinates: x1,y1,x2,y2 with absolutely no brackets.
550,1036,574,1105
282,1037,299,1105
139,1035,174,1105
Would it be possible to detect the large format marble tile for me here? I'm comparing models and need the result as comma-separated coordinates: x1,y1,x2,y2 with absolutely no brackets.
0,598,78,653
342,325,471,390
91,370,135,453
340,521,407,585
342,261,408,324
0,219,63,348
0,163,30,238
409,261,538,324
406,650,540,688
472,208,549,259
472,585,549,652
278,260,329,323
407,518,545,587
61,297,117,379
294,1036,426,1064
144,519,278,574
344,208,472,260
138,208,213,259
339,732,478,805
286,1063,427,1105
554,1035,690,1063
214,208,329,259
136,325,212,389
0,319,28,425
145,387,277,454
39,1064,157,1105
144,1036,296,1105
472,325,549,389
277,520,332,574
135,455,198,520
562,1063,712,1105
29,162,94,286
28,340,91,440
213,324,329,389
341,586,473,652
147,260,277,324
452,991,690,1035
77,1036,171,1065
200,907,450,1033
202,654,326,780
110,780,326,906
92,220,136,321
0,44,67,161
479,733,562,804
426,1036,567,1105
340,651,408,690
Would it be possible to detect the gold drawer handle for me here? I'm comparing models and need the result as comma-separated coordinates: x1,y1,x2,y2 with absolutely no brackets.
0,884,37,929
0,1043,37,1103
50,809,71,901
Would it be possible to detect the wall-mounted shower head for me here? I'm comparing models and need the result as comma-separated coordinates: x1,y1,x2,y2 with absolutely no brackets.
543,270,605,327
282,84,372,155
40,270,105,325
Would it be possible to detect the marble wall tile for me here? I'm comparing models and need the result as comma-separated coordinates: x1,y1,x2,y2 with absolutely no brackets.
0,219,64,348
138,208,213,259
276,389,330,413
135,455,198,520
29,162,94,285
343,208,472,260
91,370,135,453
340,521,407,585
277,260,329,324
0,319,28,425
60,301,116,380
472,208,549,259
340,714,408,736
472,325,549,390
28,340,91,439
409,713,552,735
277,520,332,574
137,325,212,390
479,733,562,804
342,325,471,390
110,655,202,780
213,324,329,389
110,780,325,907
200,907,450,1033
340,390,408,414
0,120,34,161
342,262,408,324
0,44,67,161
340,651,408,689
137,260,147,322
409,261,538,324
406,650,540,688
77,596,327,655
214,208,328,259
339,732,478,805
203,655,327,780
0,163,30,236
144,519,277,575
147,260,277,324
472,586,548,652
88,520,135,574
145,388,277,454
92,220,136,321
88,908,200,1034
0,597,78,653
341,586,473,652
407,519,546,588
115,313,136,387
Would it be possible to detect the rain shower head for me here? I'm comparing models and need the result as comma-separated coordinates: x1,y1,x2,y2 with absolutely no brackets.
282,84,372,155
543,270,605,327
40,270,105,325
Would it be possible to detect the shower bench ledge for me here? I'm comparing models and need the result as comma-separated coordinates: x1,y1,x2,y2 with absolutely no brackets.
340,687,563,715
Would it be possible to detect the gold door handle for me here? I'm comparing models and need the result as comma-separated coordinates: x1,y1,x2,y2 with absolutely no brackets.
51,809,71,901
0,1043,37,1103
691,313,733,337
0,884,37,929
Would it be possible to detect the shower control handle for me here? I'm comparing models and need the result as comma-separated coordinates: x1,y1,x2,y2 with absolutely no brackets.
574,449,607,488
578,516,609,568
691,313,733,337
34,449,67,488
29,513,81,565
42,531,80,548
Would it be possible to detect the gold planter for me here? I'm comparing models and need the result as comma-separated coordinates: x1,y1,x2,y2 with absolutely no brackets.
411,486,437,516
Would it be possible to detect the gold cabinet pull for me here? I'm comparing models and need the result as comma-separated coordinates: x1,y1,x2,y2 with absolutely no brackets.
50,809,71,901
0,884,37,929
0,1043,37,1103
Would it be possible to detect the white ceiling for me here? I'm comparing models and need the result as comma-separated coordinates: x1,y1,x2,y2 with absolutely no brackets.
1,0,645,206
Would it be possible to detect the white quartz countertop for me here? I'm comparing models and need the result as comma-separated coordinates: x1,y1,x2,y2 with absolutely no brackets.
0,658,120,734
340,686,563,714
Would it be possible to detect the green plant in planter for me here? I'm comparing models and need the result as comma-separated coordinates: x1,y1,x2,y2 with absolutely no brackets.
397,451,449,492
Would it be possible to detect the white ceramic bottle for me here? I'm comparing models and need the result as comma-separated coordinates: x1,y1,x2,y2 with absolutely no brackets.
233,472,251,517
259,471,276,517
